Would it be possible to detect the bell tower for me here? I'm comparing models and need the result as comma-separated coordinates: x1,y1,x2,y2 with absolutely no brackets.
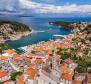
52,48,60,78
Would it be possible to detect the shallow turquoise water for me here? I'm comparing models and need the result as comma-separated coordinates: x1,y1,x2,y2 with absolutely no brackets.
5,17,70,51
0,15,91,53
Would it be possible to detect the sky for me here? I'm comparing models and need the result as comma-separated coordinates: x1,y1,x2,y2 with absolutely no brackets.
20,0,91,14
0,0,91,17
33,0,91,5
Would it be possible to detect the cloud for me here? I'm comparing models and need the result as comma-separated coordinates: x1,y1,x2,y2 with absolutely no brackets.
0,0,90,16
19,0,91,14
0,0,21,11
33,0,60,4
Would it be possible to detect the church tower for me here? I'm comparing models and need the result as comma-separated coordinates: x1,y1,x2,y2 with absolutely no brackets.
52,48,60,78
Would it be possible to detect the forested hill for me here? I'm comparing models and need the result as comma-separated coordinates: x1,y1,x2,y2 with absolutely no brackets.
0,21,32,43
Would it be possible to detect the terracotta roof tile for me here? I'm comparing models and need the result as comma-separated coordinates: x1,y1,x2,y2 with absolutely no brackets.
0,70,7,78
0,56,8,60
34,59,44,64
4,49,17,54
62,73,73,81
59,64,68,74
42,66,51,73
72,80,82,84
25,68,37,80
16,76,25,84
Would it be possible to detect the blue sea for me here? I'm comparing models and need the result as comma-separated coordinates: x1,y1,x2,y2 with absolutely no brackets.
0,15,91,53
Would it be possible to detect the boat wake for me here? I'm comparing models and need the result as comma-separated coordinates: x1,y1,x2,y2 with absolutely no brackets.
31,30,45,34
53,34,66,37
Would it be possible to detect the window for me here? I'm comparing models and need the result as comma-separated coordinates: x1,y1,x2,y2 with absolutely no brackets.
36,80,38,84
57,83,60,84
49,82,51,84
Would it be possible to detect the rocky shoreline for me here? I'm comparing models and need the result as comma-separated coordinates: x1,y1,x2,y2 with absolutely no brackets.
0,21,32,43
0,31,31,43
49,21,91,33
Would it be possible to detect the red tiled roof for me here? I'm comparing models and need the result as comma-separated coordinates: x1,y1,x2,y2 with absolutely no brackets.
42,66,51,73
59,64,68,74
0,70,7,78
4,49,16,54
72,80,82,84
34,59,44,64
16,76,25,84
25,68,37,80
61,73,73,81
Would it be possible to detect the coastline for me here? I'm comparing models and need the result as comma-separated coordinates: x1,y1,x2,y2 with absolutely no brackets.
0,21,32,43
1,31,32,43
9,29,38,41
49,21,91,32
